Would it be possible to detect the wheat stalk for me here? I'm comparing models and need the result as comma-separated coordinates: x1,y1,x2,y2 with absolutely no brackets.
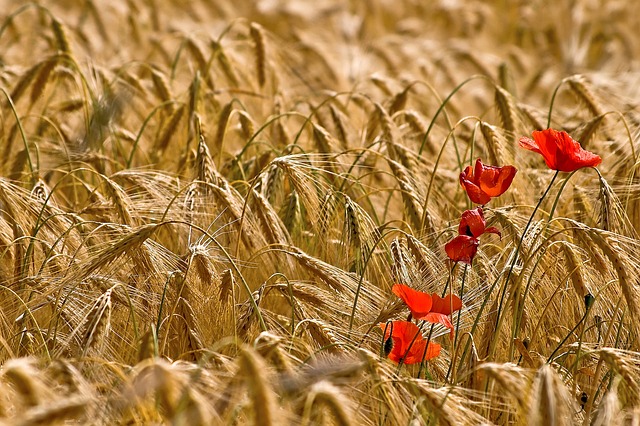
239,347,276,426
249,23,267,88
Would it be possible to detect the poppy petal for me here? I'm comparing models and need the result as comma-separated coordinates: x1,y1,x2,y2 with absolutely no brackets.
402,340,429,364
459,177,491,205
461,159,516,204
445,235,479,264
379,321,432,364
458,207,486,238
392,284,433,318
518,136,542,153
484,226,501,238
520,129,602,172
478,165,517,197
430,293,463,315
422,312,455,338
419,341,442,362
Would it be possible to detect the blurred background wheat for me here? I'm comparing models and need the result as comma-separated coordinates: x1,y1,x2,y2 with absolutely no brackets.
0,0,639,424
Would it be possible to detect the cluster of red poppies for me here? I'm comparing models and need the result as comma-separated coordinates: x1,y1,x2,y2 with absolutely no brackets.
380,284,462,364
444,160,515,264
379,129,602,366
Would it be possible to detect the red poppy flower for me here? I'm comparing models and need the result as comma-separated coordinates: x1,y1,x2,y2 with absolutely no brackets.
519,129,602,172
459,159,517,205
424,293,463,338
444,235,479,265
392,284,433,318
431,293,463,315
380,321,441,364
393,285,463,337
458,207,501,239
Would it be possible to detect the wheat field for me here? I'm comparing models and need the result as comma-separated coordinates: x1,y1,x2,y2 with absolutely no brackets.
0,0,639,424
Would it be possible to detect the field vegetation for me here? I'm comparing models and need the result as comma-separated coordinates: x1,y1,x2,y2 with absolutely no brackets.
0,0,639,424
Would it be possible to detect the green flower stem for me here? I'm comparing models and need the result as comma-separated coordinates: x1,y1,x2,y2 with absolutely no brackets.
417,323,437,379
419,263,458,380
488,170,559,360
510,169,580,357
445,263,468,382
546,302,593,364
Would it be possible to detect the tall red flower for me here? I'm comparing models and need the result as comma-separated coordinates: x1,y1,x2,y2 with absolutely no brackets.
444,235,479,265
446,207,501,265
380,321,441,364
422,293,464,338
431,293,463,315
519,129,602,172
458,207,501,238
460,159,517,205
392,284,432,318
392,284,463,337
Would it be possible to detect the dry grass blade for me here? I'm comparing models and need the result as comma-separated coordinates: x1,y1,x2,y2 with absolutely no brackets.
479,121,509,166
252,189,291,246
15,396,88,426
9,62,42,105
405,233,438,284
595,173,635,236
254,331,293,373
154,104,186,155
597,348,640,405
75,223,159,278
517,102,546,131
302,381,352,426
174,287,205,360
103,177,135,226
561,241,589,299
30,56,59,103
567,75,604,118
239,347,276,426
386,158,427,233
189,245,215,284
1,359,46,408
288,247,347,292
150,68,172,103
407,380,490,426
195,130,216,189
237,286,264,339
127,360,181,420
51,18,72,55
529,364,573,426
80,285,113,356
575,114,607,148
329,105,349,150
219,269,234,305
214,102,233,158
580,224,640,338
249,23,267,88
494,85,518,132
210,39,239,87
237,110,255,141
591,377,622,426
476,362,530,410
184,38,208,77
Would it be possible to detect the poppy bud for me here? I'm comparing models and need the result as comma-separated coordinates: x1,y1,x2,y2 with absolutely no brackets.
584,293,595,310
383,337,394,357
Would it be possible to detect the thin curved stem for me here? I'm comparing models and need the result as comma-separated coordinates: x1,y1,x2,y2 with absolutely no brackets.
488,170,559,359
